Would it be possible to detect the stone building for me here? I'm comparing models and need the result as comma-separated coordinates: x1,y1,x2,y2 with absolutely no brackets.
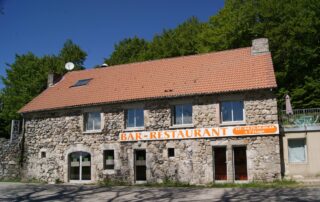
19,38,281,184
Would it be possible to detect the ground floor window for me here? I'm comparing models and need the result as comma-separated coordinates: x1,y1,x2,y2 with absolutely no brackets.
69,151,91,181
288,138,306,163
104,150,115,169
168,148,175,157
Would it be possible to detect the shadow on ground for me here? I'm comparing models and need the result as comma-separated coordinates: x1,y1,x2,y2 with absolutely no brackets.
0,183,319,202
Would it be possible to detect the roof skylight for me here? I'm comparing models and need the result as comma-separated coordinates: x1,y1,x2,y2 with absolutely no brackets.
71,78,92,87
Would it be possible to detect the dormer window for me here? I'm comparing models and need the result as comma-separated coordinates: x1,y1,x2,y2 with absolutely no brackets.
71,78,92,87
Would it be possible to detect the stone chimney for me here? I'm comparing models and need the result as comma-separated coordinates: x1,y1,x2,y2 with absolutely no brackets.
47,73,62,88
251,38,269,55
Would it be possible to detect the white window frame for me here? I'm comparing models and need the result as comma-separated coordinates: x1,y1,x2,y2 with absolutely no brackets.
288,138,307,164
172,104,193,126
83,112,102,132
220,100,245,124
69,151,92,183
126,108,144,129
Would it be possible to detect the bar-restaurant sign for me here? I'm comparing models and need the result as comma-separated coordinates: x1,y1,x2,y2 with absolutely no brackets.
119,124,279,142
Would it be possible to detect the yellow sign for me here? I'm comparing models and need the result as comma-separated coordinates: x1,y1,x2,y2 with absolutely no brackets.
119,124,279,142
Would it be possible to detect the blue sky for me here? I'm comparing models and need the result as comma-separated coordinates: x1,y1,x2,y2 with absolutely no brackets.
0,0,224,89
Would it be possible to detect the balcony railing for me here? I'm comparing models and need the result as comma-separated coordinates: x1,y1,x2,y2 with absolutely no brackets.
279,108,320,130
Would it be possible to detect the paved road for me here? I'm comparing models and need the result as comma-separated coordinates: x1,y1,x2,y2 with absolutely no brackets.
0,183,319,202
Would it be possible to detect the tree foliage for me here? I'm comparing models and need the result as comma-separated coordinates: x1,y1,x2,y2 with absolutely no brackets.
104,0,320,109
104,37,149,66
0,40,87,138
104,17,205,65
1,1,319,137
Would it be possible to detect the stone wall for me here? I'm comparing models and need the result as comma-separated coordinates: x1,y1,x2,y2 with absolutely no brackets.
0,137,22,180
22,89,280,184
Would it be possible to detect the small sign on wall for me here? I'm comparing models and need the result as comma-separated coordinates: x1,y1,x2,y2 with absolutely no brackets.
119,124,279,142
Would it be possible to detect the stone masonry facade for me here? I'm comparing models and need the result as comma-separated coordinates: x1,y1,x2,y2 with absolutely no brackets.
21,89,281,184
0,137,22,180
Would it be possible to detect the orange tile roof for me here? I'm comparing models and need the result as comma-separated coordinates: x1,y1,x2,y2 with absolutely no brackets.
19,47,277,113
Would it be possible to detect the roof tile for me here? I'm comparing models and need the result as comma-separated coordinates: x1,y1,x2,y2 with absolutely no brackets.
19,47,277,113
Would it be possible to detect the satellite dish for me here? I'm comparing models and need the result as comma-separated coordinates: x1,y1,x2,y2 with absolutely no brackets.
65,62,75,71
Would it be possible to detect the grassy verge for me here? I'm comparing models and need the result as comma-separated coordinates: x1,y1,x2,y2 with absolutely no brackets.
0,177,22,183
98,179,130,186
136,180,200,188
208,179,299,188
0,177,45,184
98,179,300,188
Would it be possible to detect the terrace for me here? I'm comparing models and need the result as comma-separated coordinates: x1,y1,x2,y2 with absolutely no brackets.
279,108,320,132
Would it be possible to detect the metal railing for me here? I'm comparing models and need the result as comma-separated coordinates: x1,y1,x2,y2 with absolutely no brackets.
279,108,320,127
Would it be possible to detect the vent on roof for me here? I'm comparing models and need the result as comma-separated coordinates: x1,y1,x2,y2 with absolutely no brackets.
71,78,92,88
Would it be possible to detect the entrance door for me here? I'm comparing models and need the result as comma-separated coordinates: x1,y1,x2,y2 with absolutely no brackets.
135,150,146,182
214,147,227,180
233,147,248,181
69,152,91,181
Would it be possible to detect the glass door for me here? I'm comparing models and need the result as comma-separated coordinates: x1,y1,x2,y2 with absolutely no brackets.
69,152,91,181
81,152,91,180
70,152,81,180
135,150,146,181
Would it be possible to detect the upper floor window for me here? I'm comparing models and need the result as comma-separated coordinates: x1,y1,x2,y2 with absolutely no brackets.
173,104,192,125
126,108,144,128
221,101,244,123
84,112,102,132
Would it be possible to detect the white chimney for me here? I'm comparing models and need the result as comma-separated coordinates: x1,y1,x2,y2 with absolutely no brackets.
251,38,269,55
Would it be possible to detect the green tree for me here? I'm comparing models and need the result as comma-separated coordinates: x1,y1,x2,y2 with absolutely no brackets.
105,0,320,108
104,17,205,65
200,0,320,108
147,17,205,59
59,39,87,70
0,92,9,138
0,40,87,138
104,37,149,66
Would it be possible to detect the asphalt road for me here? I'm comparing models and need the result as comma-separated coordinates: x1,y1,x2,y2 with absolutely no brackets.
0,182,319,202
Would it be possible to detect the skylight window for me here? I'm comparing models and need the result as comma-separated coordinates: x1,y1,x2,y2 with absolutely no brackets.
71,79,92,87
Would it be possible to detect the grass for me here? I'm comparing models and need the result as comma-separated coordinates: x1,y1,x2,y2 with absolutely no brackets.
0,177,22,183
98,179,300,188
1,177,300,188
208,179,299,188
137,180,199,188
0,177,45,184
98,179,130,186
